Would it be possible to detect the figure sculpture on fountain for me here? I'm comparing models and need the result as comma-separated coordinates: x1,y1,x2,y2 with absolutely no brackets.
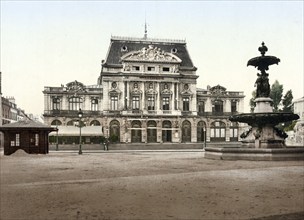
229,42,299,148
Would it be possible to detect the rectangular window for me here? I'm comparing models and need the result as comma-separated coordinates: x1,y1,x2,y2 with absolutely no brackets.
16,134,20,146
198,101,205,113
110,96,118,110
91,99,98,111
132,96,140,110
147,66,155,71
215,129,220,137
147,97,155,110
69,97,81,111
52,98,60,110
35,134,39,146
133,66,140,71
220,128,225,138
162,97,170,110
211,128,215,138
162,67,170,72
231,101,237,113
183,97,190,111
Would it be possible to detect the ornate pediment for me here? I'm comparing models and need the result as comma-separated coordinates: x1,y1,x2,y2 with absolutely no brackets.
210,85,227,95
146,88,157,95
181,89,193,96
180,84,193,96
145,83,158,95
161,88,172,95
109,88,121,96
121,45,182,63
66,80,86,93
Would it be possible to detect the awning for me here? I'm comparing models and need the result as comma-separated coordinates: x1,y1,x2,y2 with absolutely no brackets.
49,126,103,136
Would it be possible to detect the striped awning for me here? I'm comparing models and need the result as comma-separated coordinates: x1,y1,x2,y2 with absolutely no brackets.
49,126,103,136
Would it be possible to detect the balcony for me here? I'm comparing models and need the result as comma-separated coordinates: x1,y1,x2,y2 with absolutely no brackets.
44,110,103,117
181,111,192,116
197,111,239,117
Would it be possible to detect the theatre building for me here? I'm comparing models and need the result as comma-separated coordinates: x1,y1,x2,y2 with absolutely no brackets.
43,35,245,144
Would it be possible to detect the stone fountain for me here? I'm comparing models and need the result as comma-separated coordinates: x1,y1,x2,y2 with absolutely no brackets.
205,42,304,160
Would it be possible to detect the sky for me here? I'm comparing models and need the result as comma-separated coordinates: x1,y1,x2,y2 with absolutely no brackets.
1,0,303,116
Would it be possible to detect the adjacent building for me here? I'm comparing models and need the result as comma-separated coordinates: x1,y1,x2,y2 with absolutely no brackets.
43,35,245,144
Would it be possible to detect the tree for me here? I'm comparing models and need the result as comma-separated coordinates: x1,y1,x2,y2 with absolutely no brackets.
282,90,293,113
269,80,283,112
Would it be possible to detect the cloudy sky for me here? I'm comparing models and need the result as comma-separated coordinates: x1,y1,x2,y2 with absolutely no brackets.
1,0,303,115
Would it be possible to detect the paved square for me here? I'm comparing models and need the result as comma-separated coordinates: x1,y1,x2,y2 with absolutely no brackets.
1,150,304,219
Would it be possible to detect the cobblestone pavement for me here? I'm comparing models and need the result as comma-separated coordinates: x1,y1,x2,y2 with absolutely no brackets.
1,150,304,220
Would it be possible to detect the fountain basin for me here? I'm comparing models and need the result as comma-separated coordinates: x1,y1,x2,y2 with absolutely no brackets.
230,112,299,127
205,147,304,161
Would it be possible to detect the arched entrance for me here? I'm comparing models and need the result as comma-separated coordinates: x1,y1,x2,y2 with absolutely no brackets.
147,120,157,143
162,120,172,142
182,120,191,142
110,120,120,142
131,120,142,143
197,121,206,142
210,121,226,142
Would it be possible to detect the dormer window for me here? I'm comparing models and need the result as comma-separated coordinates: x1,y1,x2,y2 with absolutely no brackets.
147,66,155,71
133,66,140,71
162,67,170,72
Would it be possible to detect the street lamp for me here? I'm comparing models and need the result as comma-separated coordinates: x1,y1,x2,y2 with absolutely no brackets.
55,116,59,151
78,108,83,155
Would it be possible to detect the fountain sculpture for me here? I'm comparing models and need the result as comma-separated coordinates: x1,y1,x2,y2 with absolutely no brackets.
205,42,303,160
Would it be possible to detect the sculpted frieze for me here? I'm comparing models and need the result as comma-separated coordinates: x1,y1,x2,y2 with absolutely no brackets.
121,45,182,63
66,80,86,93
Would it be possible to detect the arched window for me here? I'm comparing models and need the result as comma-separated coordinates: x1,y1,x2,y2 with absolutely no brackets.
51,119,62,126
210,121,226,142
69,97,82,111
90,120,101,126
67,120,85,127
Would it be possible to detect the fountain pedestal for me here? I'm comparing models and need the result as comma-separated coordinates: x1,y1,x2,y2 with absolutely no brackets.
241,97,286,148
254,97,273,113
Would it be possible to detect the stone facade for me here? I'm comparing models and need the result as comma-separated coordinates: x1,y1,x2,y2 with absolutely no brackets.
43,36,245,144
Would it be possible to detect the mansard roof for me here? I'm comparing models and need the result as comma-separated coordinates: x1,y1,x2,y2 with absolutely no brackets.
103,36,196,69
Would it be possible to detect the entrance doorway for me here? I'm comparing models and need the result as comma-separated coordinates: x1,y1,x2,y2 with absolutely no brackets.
147,121,157,143
162,121,172,142
110,120,120,142
182,120,191,142
131,120,142,143
197,121,206,142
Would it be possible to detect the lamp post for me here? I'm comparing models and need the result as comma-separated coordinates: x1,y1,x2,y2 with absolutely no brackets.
55,116,59,151
78,108,83,155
